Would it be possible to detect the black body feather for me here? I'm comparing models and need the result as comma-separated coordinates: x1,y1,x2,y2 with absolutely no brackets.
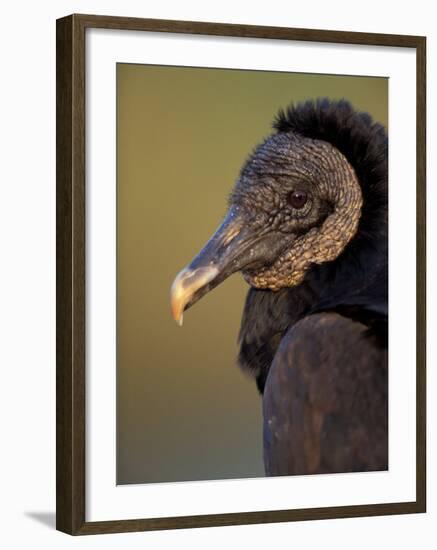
262,313,388,475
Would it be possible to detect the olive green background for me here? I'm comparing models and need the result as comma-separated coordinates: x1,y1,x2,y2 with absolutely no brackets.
117,63,388,485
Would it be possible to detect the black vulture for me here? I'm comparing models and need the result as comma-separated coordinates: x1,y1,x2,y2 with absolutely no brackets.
170,99,388,476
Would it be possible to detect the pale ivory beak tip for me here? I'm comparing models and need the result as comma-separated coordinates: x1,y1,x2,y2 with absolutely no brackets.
170,265,219,327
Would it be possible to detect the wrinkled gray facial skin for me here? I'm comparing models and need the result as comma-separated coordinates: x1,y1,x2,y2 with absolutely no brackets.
230,132,363,290
170,132,362,325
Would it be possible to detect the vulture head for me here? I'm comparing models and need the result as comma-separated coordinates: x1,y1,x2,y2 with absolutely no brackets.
170,99,387,327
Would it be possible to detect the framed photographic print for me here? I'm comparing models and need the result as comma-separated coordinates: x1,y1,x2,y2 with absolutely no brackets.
56,14,426,535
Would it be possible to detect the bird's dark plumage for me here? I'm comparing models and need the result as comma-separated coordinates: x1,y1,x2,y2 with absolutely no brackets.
263,313,387,475
171,98,388,476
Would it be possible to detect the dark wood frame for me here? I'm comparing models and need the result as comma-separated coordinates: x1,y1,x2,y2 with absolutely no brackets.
56,13,427,535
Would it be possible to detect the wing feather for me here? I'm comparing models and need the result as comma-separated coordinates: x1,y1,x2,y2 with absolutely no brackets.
263,312,387,476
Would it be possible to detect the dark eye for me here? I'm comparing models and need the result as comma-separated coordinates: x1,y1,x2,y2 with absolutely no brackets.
287,189,308,209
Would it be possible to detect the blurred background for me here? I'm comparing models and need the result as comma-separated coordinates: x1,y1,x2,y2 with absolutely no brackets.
117,63,388,484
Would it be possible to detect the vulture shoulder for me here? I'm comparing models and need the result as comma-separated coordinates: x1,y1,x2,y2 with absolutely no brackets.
263,311,388,476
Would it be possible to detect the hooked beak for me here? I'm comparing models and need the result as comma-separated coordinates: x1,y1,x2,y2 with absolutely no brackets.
170,265,219,326
170,207,288,325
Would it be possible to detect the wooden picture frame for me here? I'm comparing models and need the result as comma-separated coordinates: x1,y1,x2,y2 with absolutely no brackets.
56,13,426,535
